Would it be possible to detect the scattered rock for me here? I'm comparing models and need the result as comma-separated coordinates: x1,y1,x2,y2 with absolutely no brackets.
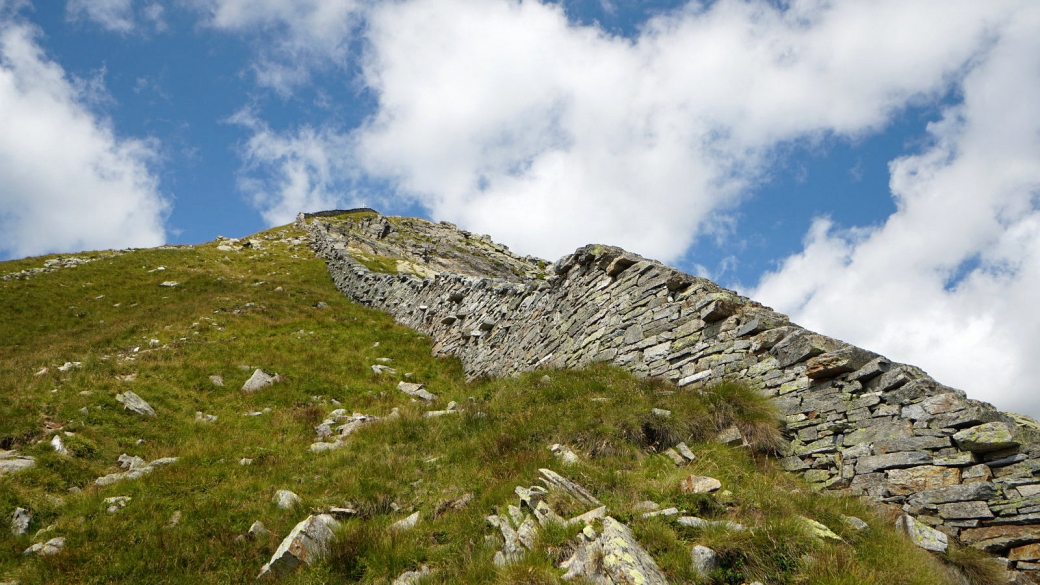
953,422,1020,453
662,448,686,466
209,375,224,387
549,444,580,465
676,516,746,531
896,514,948,553
390,511,420,532
57,361,81,373
50,435,70,456
539,469,602,507
23,537,64,556
716,426,744,446
95,454,178,486
248,520,269,539
560,517,669,584
11,507,31,536
239,458,253,465
843,516,869,531
371,364,397,375
642,507,680,519
159,281,179,287
274,490,302,509
242,369,278,393
796,516,843,541
115,391,156,417
690,544,719,575
651,408,671,418
679,475,722,494
675,442,697,461
398,381,437,401
0,451,36,475
194,412,218,423
257,514,339,579
633,501,660,513
166,511,181,528
392,565,432,585
104,496,131,513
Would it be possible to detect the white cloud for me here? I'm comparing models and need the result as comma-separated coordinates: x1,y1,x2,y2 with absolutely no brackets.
350,0,1012,262
754,6,1040,417
230,110,363,225
0,11,167,259
190,0,366,94
66,0,167,33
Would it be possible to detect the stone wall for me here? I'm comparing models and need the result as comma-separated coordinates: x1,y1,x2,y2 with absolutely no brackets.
303,212,1040,571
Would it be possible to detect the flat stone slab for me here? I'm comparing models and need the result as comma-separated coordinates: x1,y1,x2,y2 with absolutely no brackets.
896,514,948,553
115,391,156,417
0,451,35,475
242,369,278,393
679,475,722,494
953,422,1020,453
398,381,436,401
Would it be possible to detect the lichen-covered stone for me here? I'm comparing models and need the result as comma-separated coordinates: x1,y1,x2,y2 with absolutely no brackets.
954,422,1020,453
896,514,948,553
559,517,668,585
257,514,339,578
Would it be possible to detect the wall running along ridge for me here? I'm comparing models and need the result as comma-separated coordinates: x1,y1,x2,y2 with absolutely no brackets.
301,211,1040,571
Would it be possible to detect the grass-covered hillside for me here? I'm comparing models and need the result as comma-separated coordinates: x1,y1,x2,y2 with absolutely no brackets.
0,224,1003,584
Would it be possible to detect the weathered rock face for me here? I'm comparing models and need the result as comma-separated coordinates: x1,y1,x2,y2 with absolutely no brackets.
305,210,1040,574
258,514,339,579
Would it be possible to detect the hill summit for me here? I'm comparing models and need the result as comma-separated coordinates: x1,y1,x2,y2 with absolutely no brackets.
0,209,1033,584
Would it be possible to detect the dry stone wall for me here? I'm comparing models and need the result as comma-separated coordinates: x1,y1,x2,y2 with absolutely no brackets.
303,211,1040,570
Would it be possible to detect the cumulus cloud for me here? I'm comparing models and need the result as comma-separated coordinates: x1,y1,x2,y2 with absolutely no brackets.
348,0,1011,262
0,10,167,259
66,0,166,33
190,0,366,93
754,6,1040,417
230,110,364,225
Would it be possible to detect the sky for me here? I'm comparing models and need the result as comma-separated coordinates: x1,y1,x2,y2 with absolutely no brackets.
1,0,1039,418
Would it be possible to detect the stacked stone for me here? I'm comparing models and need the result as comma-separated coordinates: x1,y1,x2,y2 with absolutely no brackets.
306,214,1040,574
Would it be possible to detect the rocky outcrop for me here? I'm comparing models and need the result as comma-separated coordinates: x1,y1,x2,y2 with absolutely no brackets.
305,210,1040,576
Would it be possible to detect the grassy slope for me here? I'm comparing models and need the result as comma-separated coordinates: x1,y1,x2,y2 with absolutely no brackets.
0,226,990,584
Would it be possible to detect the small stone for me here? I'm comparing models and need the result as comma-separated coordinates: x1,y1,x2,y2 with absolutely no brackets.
159,281,178,287
115,391,156,417
194,412,218,423
242,369,277,393
633,501,660,513
796,516,843,541
390,511,420,532
716,426,744,446
274,490,302,509
240,458,253,466
257,514,339,578
11,507,31,536
680,475,722,494
843,516,869,532
540,375,551,384
675,442,697,461
209,375,224,387
104,496,131,513
392,565,432,585
662,448,686,466
895,514,947,553
651,408,671,418
398,381,437,401
166,511,181,527
0,452,36,475
23,536,64,556
690,545,719,575
50,435,70,456
549,444,580,465
248,520,269,539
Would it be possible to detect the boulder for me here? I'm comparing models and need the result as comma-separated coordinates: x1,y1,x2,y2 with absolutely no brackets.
690,545,719,575
398,381,436,401
242,369,278,393
560,517,668,584
274,490,303,509
115,391,156,417
0,451,35,475
24,537,65,556
895,514,948,553
954,422,1020,453
257,514,339,579
11,507,31,536
679,475,722,494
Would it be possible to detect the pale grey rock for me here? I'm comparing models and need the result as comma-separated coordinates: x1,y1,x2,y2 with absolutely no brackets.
392,565,432,585
549,444,580,465
538,469,602,507
115,391,156,416
257,514,339,579
896,514,948,553
50,435,70,456
679,475,722,494
248,520,269,539
651,408,671,418
242,369,277,393
676,516,746,531
633,501,660,513
0,451,35,475
690,544,720,575
11,507,30,536
390,511,420,532
662,448,686,466
560,517,668,584
954,422,1020,453
675,442,697,461
194,412,217,423
104,496,131,513
274,490,302,509
371,364,397,375
716,426,744,446
209,375,224,387
398,381,436,401
842,516,869,532
159,281,179,287
23,536,64,556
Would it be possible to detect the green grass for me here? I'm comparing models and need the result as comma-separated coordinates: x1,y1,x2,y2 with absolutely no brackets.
0,227,976,584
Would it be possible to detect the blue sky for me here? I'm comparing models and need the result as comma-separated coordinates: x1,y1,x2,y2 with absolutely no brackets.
2,0,1039,418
